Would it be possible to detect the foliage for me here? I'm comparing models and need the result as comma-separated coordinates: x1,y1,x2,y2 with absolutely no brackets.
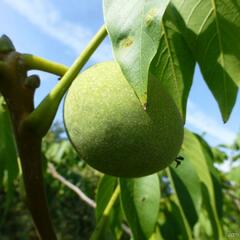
1,0,240,239
0,124,100,239
104,0,240,121
0,123,240,239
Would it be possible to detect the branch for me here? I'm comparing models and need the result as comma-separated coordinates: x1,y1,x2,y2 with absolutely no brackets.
0,27,108,240
22,54,68,76
0,50,57,239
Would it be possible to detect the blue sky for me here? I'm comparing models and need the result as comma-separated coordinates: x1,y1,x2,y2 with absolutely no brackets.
1,0,239,146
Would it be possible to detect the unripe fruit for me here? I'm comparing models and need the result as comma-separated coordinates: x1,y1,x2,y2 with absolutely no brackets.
64,62,183,177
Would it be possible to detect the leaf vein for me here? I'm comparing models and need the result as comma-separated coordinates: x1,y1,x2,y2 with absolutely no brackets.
202,32,217,67
162,21,180,103
155,47,168,67
186,0,202,24
197,8,214,35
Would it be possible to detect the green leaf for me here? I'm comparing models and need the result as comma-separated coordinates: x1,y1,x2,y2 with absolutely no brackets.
193,208,214,239
149,227,163,240
232,153,240,161
211,147,227,163
183,130,223,239
201,183,221,240
226,166,240,183
120,174,160,240
158,198,191,240
172,0,239,122
166,169,192,239
158,202,181,239
232,133,240,151
103,0,170,104
195,134,223,219
95,176,122,240
0,97,19,217
96,175,117,221
169,158,202,228
169,200,192,239
91,185,120,240
109,198,126,240
150,3,195,119
0,35,15,53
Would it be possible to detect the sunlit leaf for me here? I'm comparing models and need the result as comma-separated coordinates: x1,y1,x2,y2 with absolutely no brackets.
193,208,214,239
120,174,160,239
172,0,239,122
149,227,162,240
104,0,170,104
150,3,195,119
96,175,117,221
94,175,122,239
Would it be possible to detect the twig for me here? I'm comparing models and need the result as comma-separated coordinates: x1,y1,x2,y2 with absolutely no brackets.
227,190,240,213
121,222,132,235
48,163,96,208
47,163,131,236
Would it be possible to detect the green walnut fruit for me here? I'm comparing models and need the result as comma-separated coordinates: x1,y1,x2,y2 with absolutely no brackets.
64,62,183,177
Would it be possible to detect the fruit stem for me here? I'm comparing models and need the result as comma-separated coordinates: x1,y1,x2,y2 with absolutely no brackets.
22,54,68,76
23,25,107,137
90,185,120,240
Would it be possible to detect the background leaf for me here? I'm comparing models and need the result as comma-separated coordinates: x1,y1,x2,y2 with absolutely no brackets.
120,174,160,239
158,196,191,240
95,175,117,221
196,135,223,219
183,130,223,239
168,158,202,229
172,0,240,122
0,97,19,219
166,169,193,239
104,0,170,104
94,176,123,240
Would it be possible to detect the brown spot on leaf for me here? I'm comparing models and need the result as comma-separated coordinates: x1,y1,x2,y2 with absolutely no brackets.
145,8,158,27
119,36,134,48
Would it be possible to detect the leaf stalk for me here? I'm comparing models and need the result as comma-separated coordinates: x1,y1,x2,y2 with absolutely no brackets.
23,25,107,137
90,185,120,240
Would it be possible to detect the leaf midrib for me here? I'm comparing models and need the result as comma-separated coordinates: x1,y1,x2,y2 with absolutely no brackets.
162,21,181,107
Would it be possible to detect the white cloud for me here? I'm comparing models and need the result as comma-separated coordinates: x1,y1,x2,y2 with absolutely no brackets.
186,101,236,144
3,0,112,62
